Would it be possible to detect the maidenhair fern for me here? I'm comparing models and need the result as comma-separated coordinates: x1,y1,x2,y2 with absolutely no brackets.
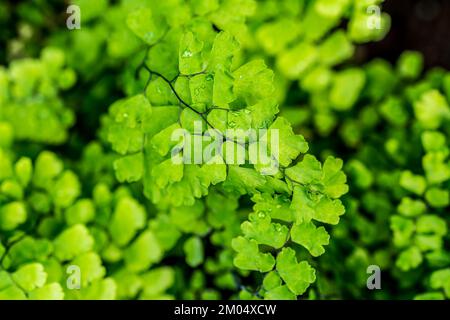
1,0,448,301
100,4,349,300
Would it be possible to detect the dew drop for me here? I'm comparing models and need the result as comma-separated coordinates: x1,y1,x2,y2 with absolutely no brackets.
182,50,193,58
258,212,265,218
144,32,155,43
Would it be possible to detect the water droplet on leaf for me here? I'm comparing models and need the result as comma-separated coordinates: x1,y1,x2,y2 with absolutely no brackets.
182,50,193,58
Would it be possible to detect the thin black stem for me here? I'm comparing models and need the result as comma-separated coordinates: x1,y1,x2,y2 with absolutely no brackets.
141,64,246,148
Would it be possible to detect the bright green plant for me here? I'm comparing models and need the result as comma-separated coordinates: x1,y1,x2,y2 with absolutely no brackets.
100,3,349,299
0,48,75,145
306,53,450,300
0,0,449,301
0,0,349,300
243,0,390,104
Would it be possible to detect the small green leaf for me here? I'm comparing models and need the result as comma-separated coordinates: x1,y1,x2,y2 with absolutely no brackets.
71,252,106,287
29,283,64,300
329,68,365,110
12,263,47,292
126,7,167,45
276,248,315,295
321,156,349,198
109,197,146,247
397,197,426,217
397,51,423,80
113,152,144,183
399,171,427,195
53,224,94,261
179,32,205,75
430,269,450,298
0,201,27,231
232,236,275,272
124,230,163,272
291,222,330,257
390,215,415,248
184,236,205,267
241,212,289,249
425,188,449,208
414,90,450,129
396,246,422,271
264,285,296,300
262,271,282,291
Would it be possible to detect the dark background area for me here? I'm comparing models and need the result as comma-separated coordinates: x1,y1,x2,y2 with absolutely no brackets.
359,0,450,69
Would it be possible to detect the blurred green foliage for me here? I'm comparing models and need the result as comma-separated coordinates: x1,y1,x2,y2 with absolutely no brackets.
0,0,448,300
